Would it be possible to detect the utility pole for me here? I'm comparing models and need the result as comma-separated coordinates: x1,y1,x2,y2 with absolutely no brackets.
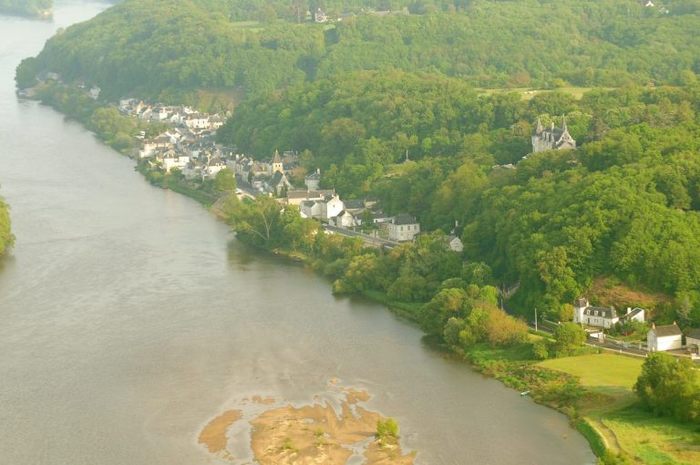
534,307,538,332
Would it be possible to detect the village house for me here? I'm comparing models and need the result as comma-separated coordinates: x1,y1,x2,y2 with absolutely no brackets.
265,170,292,195
286,189,335,206
573,298,646,329
160,151,190,173
445,234,464,252
299,193,345,222
314,8,328,22
305,169,321,191
385,213,420,242
685,328,700,354
319,194,344,221
532,118,576,153
329,210,358,228
647,322,683,352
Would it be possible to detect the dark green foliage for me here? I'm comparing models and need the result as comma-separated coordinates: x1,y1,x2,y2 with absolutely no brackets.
634,352,700,424
17,0,700,100
553,323,587,356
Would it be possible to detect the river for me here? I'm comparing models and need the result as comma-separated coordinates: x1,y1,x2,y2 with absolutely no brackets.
0,2,595,464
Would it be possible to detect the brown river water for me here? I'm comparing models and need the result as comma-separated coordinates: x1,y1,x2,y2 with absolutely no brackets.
0,2,595,464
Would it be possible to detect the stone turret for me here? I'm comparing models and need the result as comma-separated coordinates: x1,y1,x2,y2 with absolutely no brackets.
531,116,577,153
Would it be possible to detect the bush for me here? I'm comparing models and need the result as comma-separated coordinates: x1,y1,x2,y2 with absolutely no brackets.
531,339,550,360
376,418,399,444
554,322,587,356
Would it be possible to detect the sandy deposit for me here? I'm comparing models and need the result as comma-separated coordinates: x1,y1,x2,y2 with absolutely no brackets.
198,409,242,454
198,384,415,465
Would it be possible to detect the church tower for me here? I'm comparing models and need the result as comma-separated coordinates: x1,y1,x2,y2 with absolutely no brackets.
272,150,284,174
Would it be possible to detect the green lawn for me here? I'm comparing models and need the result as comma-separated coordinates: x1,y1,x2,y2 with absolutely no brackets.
538,353,643,389
539,353,700,464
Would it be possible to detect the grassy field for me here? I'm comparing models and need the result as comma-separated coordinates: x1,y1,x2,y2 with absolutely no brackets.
539,353,643,389
476,86,599,101
538,353,700,465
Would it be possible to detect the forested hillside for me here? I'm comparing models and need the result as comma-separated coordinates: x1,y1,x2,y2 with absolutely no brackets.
220,68,700,326
16,0,700,100
0,0,51,17
16,0,700,324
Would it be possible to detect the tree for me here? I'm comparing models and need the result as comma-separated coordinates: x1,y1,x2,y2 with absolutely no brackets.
420,287,471,335
227,196,284,248
213,168,236,194
553,322,586,356
634,352,700,424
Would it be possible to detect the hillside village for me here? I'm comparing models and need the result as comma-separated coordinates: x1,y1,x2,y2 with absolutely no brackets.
117,98,448,249
122,98,700,360
30,81,695,360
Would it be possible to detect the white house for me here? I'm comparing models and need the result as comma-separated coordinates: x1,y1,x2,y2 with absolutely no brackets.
647,323,683,352
385,213,420,242
319,194,344,221
573,298,619,329
161,154,190,173
185,114,210,130
286,189,334,206
329,210,357,228
299,200,321,219
204,160,227,178
305,169,321,191
445,234,464,252
622,307,645,323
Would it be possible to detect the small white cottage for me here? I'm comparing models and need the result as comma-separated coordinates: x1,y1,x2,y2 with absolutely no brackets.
647,322,682,352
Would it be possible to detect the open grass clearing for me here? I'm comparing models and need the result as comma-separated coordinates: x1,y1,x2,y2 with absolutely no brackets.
538,353,643,389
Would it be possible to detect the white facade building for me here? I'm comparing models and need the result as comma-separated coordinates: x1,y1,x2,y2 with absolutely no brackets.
385,214,420,242
647,323,683,352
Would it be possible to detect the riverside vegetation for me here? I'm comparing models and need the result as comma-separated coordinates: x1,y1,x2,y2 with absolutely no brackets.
0,196,12,256
14,0,700,464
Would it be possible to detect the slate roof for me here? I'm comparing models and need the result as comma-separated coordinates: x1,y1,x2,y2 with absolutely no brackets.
620,307,644,320
393,213,418,225
583,306,617,319
685,328,700,340
344,199,364,210
652,323,682,337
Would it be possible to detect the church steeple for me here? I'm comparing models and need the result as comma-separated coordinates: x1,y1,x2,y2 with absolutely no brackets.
272,149,284,174
535,117,544,134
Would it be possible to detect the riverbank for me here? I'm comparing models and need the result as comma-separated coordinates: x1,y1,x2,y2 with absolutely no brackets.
20,82,698,465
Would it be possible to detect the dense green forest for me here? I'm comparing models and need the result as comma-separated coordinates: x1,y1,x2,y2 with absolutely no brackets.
18,0,700,325
0,197,13,256
0,0,51,17
221,69,700,326
16,0,700,99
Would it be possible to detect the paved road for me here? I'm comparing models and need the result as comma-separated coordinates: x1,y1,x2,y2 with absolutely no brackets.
323,224,399,248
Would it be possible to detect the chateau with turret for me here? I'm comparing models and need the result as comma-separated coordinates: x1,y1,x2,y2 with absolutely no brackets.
531,118,576,153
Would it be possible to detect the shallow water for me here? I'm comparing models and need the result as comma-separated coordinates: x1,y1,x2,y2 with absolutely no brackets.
0,3,595,464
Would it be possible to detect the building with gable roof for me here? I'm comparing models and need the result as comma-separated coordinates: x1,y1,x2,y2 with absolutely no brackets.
647,322,682,352
532,117,576,153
